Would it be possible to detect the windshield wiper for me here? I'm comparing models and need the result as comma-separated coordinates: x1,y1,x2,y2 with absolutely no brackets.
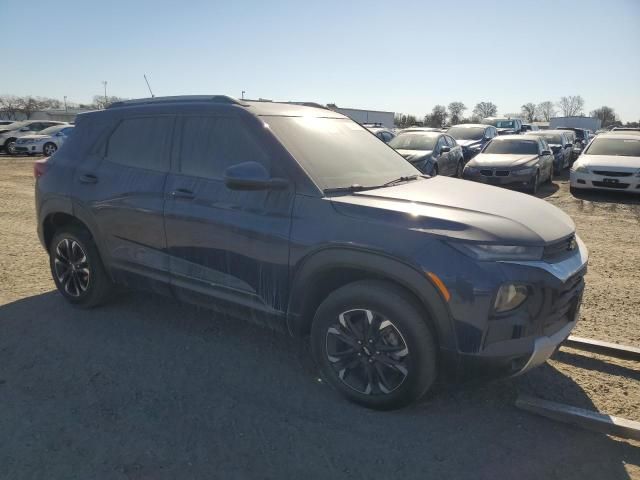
323,175,424,195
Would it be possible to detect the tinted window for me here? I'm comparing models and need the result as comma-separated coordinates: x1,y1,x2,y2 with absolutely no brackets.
483,139,539,154
436,136,448,151
529,132,563,145
584,137,640,157
382,131,393,142
388,132,438,151
446,135,456,147
107,116,173,171
448,126,484,140
178,116,270,179
265,116,418,190
28,123,43,131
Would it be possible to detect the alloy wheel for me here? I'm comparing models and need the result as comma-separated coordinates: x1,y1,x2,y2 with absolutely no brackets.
44,143,57,156
53,238,90,297
325,309,410,395
6,141,16,155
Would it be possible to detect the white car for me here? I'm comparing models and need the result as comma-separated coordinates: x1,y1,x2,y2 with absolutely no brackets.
570,133,640,194
0,120,67,154
14,124,74,156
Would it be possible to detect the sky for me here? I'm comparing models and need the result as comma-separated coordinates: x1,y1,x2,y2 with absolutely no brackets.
1,0,639,121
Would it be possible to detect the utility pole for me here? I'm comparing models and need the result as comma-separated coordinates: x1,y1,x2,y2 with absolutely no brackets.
241,90,245,100
102,81,108,107
63,96,68,113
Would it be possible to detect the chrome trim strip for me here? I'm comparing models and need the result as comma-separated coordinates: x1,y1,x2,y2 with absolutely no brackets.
499,235,588,282
514,319,577,376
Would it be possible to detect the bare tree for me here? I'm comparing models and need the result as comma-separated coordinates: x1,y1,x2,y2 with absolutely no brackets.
521,103,537,122
557,95,585,117
425,105,448,127
590,106,618,128
13,96,62,119
472,102,497,119
536,101,556,121
0,95,21,120
447,101,466,125
92,95,126,109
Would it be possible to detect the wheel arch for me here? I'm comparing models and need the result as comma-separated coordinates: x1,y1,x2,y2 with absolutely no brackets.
286,247,456,351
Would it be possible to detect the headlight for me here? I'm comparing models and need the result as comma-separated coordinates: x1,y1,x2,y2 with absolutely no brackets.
464,166,479,174
494,283,529,313
572,164,589,174
449,242,543,261
512,167,535,175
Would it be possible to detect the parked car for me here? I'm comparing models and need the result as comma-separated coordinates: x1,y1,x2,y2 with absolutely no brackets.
570,133,640,194
481,117,523,135
0,120,67,155
524,130,573,172
0,120,14,126
364,124,396,143
558,127,590,159
35,95,588,410
447,124,498,161
14,124,75,156
521,123,539,132
388,130,465,176
462,135,554,194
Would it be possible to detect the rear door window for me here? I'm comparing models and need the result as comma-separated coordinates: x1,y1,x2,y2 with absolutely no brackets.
177,115,270,180
106,116,173,171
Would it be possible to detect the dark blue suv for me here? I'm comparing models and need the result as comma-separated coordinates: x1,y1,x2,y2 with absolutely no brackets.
35,96,588,409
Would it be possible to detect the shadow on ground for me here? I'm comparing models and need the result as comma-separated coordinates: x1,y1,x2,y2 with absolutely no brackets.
0,291,637,479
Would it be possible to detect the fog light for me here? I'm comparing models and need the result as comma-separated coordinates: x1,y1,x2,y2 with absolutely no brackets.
494,284,528,313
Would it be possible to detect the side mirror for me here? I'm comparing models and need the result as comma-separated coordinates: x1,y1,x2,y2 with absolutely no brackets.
440,145,451,153
566,143,573,148
224,161,288,191
541,150,552,156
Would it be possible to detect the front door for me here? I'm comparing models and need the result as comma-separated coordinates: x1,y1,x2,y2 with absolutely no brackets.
164,114,294,323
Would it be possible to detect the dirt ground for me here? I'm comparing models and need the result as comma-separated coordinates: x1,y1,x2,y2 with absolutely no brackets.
0,155,638,479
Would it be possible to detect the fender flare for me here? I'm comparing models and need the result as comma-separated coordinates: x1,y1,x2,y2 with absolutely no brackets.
286,247,456,351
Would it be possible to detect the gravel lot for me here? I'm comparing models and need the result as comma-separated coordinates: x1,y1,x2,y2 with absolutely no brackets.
0,155,638,479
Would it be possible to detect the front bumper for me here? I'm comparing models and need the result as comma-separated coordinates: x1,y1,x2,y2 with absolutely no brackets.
463,169,536,189
570,170,640,193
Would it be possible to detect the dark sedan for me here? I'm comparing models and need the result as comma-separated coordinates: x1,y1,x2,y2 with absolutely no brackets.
447,124,498,161
524,130,572,172
389,131,465,177
462,135,554,194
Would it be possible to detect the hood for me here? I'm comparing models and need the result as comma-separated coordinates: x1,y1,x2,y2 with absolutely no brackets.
456,139,482,148
577,155,640,170
330,177,574,245
396,149,433,163
468,153,538,168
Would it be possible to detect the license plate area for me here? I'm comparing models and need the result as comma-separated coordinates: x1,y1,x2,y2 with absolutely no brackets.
603,178,619,184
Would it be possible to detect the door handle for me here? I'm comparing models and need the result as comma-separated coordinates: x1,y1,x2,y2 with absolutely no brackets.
79,173,98,184
171,188,195,200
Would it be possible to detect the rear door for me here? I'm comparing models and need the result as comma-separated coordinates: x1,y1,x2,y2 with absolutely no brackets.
163,113,294,321
72,114,175,293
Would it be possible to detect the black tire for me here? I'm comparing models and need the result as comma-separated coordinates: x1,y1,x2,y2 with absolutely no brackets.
311,280,437,410
527,171,540,195
43,142,57,157
431,164,438,177
4,138,17,155
547,165,554,184
49,226,113,308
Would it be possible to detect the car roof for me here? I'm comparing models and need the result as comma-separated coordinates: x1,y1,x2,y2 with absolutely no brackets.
492,135,537,141
597,133,640,140
396,130,441,137
448,123,486,128
107,95,345,119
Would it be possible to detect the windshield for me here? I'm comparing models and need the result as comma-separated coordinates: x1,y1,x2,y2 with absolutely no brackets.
483,139,539,155
388,133,437,151
39,125,70,135
484,119,515,128
560,129,585,139
447,127,484,140
532,133,563,144
585,137,640,157
265,116,418,190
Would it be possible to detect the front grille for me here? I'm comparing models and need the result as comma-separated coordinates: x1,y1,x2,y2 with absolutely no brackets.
592,181,629,189
543,235,576,261
480,170,493,176
495,170,510,177
593,170,632,177
542,272,585,335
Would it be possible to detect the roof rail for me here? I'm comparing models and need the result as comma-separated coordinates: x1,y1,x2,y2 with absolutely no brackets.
285,101,330,110
107,95,248,109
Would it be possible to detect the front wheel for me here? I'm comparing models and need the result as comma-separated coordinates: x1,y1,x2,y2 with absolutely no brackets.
4,139,17,155
311,280,437,410
43,142,57,156
527,171,540,195
547,165,554,184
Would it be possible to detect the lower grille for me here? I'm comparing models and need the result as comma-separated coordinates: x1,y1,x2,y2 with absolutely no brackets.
480,170,493,176
542,273,585,335
593,170,632,177
495,170,510,177
592,181,629,189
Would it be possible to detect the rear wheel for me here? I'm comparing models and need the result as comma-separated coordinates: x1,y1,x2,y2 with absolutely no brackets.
43,142,57,156
49,226,113,307
311,280,437,410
